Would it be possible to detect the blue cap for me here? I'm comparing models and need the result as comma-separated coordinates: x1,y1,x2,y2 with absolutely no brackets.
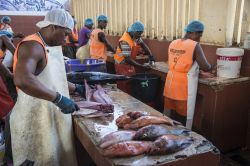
97,15,108,22
1,16,11,24
184,20,204,33
84,18,93,25
128,21,144,32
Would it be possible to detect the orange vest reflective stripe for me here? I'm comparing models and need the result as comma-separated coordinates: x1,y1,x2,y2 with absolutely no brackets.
114,32,140,64
13,33,48,73
89,29,107,60
0,49,5,59
164,39,197,101
65,27,78,44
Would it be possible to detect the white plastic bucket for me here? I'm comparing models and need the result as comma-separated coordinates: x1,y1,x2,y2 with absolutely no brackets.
216,48,244,78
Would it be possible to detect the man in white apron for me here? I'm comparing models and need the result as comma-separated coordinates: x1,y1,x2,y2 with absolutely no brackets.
164,20,214,129
10,9,85,166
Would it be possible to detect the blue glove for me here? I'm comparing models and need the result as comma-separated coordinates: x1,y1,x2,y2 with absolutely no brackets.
53,92,79,114
74,84,86,98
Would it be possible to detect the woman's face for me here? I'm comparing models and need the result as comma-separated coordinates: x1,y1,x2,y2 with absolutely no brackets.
132,31,143,39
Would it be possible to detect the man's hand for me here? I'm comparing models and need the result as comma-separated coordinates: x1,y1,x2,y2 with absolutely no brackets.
74,84,86,98
53,92,79,114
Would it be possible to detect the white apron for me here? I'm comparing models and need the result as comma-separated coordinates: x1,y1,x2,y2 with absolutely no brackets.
76,43,90,63
186,61,199,129
10,45,78,166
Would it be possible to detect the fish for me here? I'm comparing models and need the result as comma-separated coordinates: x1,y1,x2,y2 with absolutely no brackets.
115,111,149,128
116,114,133,128
127,111,148,120
73,108,112,118
67,72,131,84
85,79,95,101
148,135,194,155
103,141,153,157
73,108,98,116
99,130,136,148
124,116,177,129
76,101,114,113
134,125,190,141
93,85,113,104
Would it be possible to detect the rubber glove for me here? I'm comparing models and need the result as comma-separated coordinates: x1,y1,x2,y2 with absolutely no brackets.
53,92,79,114
74,84,86,98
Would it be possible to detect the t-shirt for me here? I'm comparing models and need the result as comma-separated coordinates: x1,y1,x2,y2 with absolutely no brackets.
78,26,91,47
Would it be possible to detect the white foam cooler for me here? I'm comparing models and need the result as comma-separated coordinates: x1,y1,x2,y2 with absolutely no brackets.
216,48,244,78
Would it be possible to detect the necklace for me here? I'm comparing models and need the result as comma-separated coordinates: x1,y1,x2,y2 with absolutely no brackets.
37,32,48,47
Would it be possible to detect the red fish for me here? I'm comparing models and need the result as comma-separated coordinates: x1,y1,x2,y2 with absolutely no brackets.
148,135,193,155
103,141,152,157
99,130,136,148
124,116,176,129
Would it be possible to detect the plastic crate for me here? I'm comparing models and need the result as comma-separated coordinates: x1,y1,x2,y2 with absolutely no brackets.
65,58,106,72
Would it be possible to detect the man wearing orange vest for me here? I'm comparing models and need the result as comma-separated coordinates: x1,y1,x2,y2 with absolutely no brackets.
114,21,155,94
63,17,79,59
90,15,115,60
164,20,214,129
9,9,85,165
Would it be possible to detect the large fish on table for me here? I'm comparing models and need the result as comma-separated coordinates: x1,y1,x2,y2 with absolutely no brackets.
134,125,190,141
67,72,131,84
99,130,136,148
124,115,178,130
116,112,149,128
148,135,193,155
103,141,152,157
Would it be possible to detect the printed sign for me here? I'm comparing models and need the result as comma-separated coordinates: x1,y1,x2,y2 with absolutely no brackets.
0,0,71,15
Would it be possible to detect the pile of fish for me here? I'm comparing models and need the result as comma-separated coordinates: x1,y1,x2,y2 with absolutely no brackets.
116,111,181,129
99,112,193,158
73,80,114,118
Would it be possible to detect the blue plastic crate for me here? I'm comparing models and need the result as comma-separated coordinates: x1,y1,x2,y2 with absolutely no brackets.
65,58,106,72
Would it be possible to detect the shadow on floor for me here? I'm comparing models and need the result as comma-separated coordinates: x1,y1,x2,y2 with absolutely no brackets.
220,149,250,166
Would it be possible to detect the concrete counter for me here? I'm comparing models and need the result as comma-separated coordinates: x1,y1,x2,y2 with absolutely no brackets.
73,86,220,166
105,59,250,153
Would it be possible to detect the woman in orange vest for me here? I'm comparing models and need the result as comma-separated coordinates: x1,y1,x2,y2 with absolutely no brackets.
89,15,115,60
164,20,214,128
114,21,155,94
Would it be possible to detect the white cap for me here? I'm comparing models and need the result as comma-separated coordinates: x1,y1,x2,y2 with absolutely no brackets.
36,9,74,31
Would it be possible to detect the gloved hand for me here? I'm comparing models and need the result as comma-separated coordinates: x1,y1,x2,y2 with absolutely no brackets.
53,92,79,114
74,84,86,98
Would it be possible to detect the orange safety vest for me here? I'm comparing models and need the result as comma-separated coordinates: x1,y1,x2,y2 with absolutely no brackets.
89,28,107,60
0,49,5,59
65,26,78,45
114,32,141,64
13,33,48,73
164,39,197,101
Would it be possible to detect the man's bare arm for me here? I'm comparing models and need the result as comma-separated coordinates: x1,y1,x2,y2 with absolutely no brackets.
14,41,57,101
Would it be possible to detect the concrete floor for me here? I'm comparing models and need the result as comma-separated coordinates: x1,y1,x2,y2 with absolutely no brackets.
220,149,250,166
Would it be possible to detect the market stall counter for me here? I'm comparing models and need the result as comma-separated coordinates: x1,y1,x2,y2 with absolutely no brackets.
146,62,250,153
73,85,220,166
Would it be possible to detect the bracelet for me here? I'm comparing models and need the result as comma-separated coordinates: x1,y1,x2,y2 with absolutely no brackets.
52,92,62,104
